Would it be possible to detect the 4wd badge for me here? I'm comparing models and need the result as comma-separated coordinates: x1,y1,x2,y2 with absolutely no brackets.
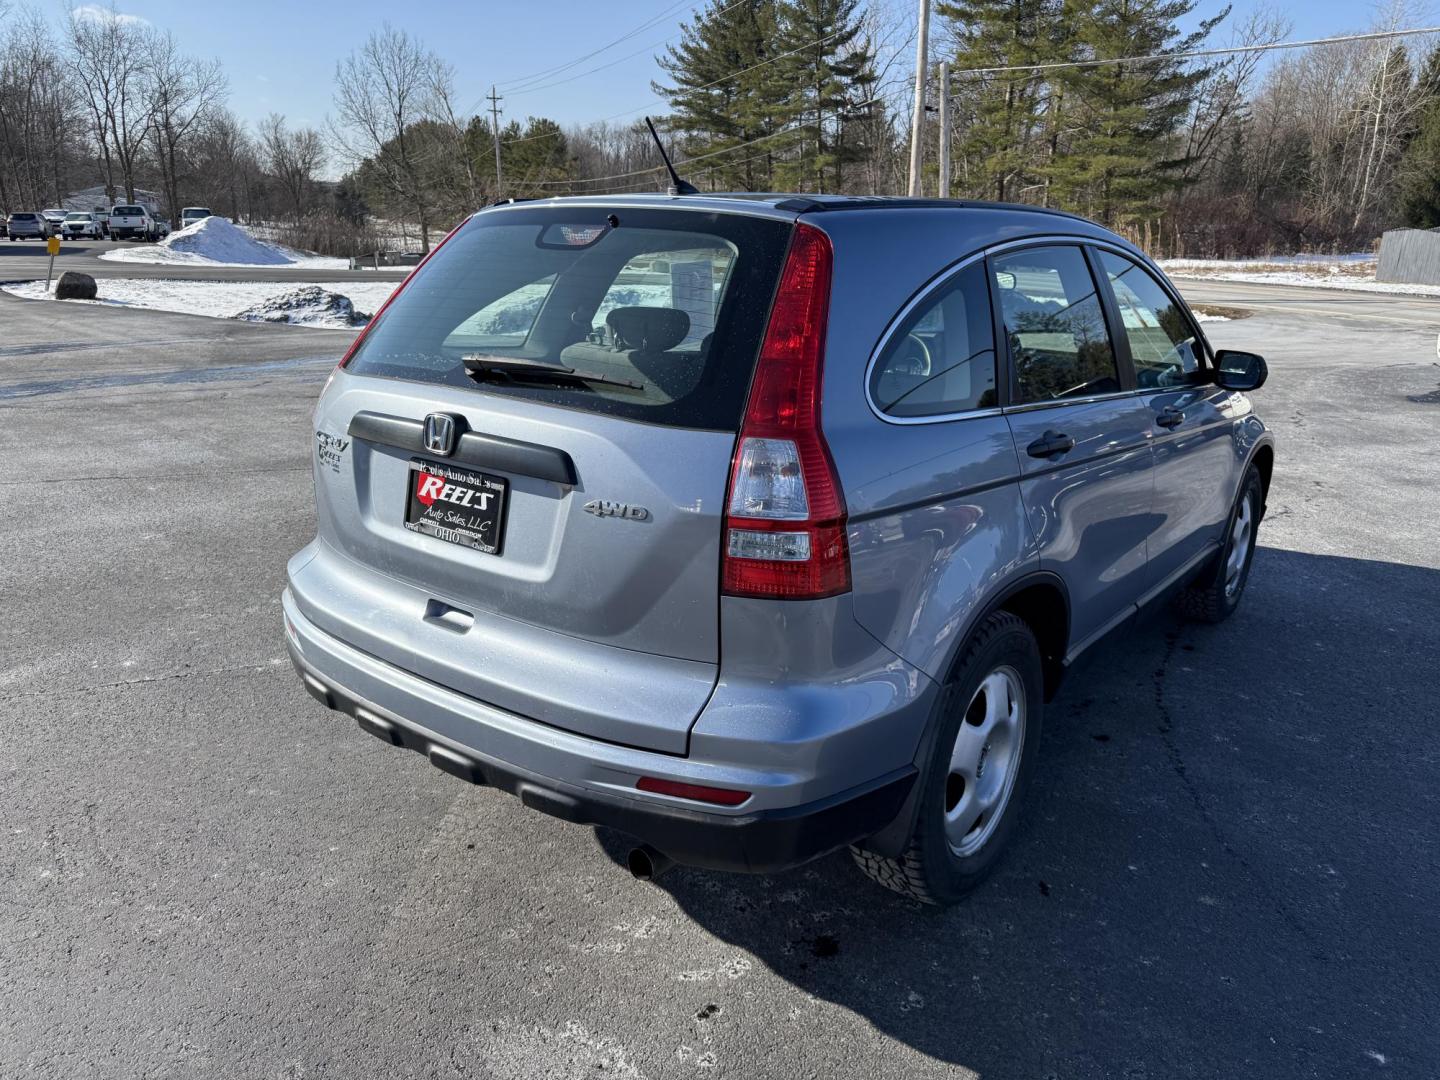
583,499,649,521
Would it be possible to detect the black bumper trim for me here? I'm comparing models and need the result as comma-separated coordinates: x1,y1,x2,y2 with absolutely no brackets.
289,641,915,874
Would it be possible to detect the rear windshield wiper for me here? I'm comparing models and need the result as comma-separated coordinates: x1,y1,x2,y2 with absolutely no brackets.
462,353,645,391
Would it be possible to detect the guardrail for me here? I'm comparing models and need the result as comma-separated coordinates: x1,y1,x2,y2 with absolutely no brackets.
349,251,425,270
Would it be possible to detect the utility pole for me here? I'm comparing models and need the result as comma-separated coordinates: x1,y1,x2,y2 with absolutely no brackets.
907,0,931,197
487,85,504,197
938,61,951,199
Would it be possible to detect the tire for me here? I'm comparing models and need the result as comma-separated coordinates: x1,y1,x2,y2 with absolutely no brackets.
1175,465,1263,624
851,610,1044,905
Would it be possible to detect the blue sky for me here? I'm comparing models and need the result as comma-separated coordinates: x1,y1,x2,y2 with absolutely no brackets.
87,0,1396,134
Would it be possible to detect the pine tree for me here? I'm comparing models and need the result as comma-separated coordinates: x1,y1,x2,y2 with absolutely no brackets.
502,117,573,194
1043,0,1226,228
655,0,787,190
939,0,1063,201
770,0,874,192
1398,46,1440,228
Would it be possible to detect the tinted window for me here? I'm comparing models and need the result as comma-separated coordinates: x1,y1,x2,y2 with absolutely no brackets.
345,207,791,431
871,261,998,417
992,246,1120,404
1098,250,1204,387
113,206,143,215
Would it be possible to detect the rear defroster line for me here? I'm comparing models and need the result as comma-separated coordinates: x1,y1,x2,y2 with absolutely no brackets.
0,355,338,400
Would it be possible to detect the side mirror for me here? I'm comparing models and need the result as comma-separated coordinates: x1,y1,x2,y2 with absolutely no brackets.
1213,349,1267,391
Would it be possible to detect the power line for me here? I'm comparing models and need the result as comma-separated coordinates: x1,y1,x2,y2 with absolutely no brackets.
499,26,850,149
497,0,695,91
947,24,1440,80
531,123,808,187
535,91,879,191
506,0,753,98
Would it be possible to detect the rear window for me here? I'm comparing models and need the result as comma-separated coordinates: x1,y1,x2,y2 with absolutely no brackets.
113,206,143,215
344,206,792,431
12,214,35,221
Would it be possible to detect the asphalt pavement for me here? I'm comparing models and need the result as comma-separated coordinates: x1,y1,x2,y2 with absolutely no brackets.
0,283,1437,1079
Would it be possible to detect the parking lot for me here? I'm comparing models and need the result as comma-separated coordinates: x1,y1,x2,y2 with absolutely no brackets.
1,277,1437,1078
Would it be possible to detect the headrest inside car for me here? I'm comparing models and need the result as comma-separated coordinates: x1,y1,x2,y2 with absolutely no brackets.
606,307,690,353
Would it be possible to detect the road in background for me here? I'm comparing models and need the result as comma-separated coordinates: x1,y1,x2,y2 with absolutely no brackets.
5,238,1440,327
0,286,1437,1079
1176,275,1440,329
0,238,409,285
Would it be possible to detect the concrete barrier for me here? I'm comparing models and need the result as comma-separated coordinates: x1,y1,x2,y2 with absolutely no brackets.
348,251,425,270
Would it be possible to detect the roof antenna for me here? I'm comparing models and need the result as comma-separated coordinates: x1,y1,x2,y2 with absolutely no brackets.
644,117,698,196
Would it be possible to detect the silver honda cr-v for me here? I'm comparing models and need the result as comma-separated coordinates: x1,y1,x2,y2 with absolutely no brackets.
284,194,1274,904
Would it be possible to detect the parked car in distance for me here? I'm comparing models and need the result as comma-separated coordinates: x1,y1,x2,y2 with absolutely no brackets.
180,206,212,227
0,213,7,238
6,212,49,240
283,194,1274,905
109,204,155,241
153,217,172,239
61,212,103,239
42,209,67,233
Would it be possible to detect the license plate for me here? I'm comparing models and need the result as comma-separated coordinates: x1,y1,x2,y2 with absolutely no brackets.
403,458,508,556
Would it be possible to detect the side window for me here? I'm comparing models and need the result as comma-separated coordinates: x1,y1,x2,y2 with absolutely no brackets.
443,274,557,348
870,261,998,418
991,246,1121,404
1097,250,1203,387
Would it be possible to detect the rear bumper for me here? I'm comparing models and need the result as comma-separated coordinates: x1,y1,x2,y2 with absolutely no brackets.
283,589,917,873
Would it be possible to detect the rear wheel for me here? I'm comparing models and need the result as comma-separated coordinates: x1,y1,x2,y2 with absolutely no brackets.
1176,465,1262,624
852,611,1043,905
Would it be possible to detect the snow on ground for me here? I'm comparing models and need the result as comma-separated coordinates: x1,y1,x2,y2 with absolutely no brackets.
1160,254,1440,297
98,215,348,270
2,278,397,329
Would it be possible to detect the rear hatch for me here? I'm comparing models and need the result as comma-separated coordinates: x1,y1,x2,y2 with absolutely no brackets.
297,203,794,753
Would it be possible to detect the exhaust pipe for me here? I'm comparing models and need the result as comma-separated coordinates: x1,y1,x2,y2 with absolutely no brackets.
626,844,674,882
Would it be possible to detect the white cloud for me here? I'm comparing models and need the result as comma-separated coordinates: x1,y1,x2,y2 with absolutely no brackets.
71,4,150,27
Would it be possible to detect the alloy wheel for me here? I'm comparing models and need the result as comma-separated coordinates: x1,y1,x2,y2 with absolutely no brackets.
944,666,1026,857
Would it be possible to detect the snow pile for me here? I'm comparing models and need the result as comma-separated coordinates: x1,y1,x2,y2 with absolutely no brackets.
233,286,371,328
2,278,398,328
98,215,347,269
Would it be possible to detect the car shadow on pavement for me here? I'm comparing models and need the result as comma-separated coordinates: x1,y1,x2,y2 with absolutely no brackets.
596,546,1440,1078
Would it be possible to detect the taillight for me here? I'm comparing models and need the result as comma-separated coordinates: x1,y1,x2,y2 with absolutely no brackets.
337,217,471,368
722,222,849,600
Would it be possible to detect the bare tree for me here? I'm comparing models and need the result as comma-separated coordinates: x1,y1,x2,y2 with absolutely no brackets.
259,113,325,221
67,4,153,203
332,24,445,250
145,31,226,220
192,109,256,220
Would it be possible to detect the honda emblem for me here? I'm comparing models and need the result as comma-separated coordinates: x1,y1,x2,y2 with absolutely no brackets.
423,413,458,456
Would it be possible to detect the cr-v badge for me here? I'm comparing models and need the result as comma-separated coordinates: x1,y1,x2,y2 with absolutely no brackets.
583,499,650,521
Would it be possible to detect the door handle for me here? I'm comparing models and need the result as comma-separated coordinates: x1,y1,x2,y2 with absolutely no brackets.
1155,406,1184,430
1026,430,1075,459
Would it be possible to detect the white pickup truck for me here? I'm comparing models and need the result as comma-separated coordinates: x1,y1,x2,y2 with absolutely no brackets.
109,204,156,242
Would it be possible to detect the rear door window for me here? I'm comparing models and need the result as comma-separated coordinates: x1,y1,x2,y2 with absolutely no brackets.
991,245,1122,404
346,207,791,431
1096,250,1204,387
